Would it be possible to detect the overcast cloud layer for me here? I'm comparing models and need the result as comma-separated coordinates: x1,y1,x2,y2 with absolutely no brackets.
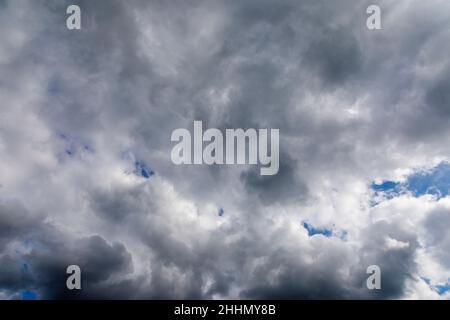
1,0,450,299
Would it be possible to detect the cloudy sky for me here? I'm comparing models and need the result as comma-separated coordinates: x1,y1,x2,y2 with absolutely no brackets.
1,0,450,299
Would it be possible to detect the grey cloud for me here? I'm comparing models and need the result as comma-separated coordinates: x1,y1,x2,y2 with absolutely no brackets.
0,200,40,251
240,152,307,205
240,245,355,299
352,220,420,299
305,27,363,86
425,67,450,119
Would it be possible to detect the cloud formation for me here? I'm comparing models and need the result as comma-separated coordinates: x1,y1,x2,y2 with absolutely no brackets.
0,0,449,299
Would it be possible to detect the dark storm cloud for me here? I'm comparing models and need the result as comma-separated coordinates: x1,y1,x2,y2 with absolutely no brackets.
27,235,132,299
0,200,132,299
0,255,34,293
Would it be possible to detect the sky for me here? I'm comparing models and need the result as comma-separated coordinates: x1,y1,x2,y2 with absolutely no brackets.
0,0,450,299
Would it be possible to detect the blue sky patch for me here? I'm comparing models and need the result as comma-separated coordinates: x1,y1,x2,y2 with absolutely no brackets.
422,277,450,296
406,162,450,197
435,281,450,295
22,290,37,300
134,161,155,179
371,162,450,204
302,222,332,237
371,181,401,193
